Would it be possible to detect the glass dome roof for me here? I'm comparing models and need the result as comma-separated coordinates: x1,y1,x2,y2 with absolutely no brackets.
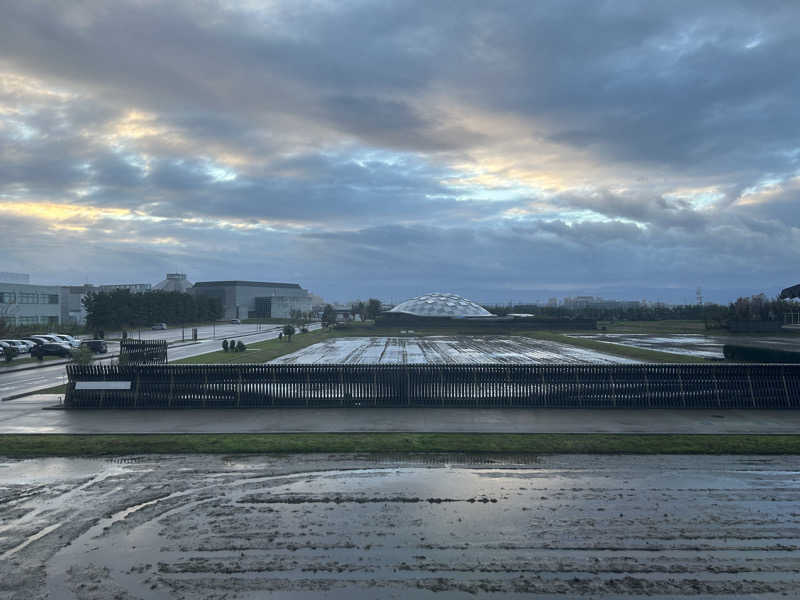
389,292,493,318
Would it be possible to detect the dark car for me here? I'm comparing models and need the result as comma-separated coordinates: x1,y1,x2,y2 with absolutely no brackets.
81,339,108,354
31,343,73,359
23,337,47,347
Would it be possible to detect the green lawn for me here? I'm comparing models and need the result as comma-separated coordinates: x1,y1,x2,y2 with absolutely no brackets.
0,355,63,369
600,319,712,334
1,433,798,457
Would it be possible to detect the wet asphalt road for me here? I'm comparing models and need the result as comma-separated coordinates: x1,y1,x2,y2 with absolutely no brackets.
0,323,320,399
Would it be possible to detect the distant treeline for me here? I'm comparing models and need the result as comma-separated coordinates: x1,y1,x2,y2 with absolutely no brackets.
83,290,223,331
487,293,799,327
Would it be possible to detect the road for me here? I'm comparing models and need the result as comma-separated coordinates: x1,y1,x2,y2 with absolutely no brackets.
0,322,320,400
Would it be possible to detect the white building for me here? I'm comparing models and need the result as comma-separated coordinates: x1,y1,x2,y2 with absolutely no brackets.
0,282,62,327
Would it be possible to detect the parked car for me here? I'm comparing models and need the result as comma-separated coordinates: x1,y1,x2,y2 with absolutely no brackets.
31,334,62,344
80,339,108,354
231,319,241,324
23,337,47,347
49,333,81,348
152,323,167,330
0,340,29,354
16,339,36,352
31,343,73,359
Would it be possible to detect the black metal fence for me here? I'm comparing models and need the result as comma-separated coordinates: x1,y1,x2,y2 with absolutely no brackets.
65,363,800,409
119,339,168,365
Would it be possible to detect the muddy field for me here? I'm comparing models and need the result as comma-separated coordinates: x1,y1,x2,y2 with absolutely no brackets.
573,333,800,359
2,454,800,598
271,336,637,364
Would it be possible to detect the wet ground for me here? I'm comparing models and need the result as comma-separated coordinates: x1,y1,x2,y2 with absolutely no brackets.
271,336,637,364
573,333,800,359
8,395,800,433
7,395,800,434
1,454,799,598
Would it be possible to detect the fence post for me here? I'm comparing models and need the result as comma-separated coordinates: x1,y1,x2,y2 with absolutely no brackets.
747,366,756,408
782,366,791,408
134,373,140,408
168,370,174,408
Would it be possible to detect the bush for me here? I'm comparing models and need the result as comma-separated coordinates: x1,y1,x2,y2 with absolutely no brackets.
282,325,295,341
237,340,245,352
222,339,229,352
3,346,17,363
71,345,94,366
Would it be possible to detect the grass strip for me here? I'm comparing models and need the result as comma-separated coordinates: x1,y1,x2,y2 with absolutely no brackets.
1,433,799,457
2,383,67,402
174,327,334,364
529,331,709,363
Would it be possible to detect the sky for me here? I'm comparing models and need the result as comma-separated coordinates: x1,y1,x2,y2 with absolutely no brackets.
1,1,799,305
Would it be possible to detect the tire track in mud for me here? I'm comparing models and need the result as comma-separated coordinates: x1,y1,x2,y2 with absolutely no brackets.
3,456,799,598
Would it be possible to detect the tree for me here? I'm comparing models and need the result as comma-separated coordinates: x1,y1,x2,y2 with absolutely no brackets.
365,298,382,320
236,340,245,352
321,304,336,327
356,300,366,322
222,339,229,352
0,304,15,339
349,302,359,321
282,324,295,341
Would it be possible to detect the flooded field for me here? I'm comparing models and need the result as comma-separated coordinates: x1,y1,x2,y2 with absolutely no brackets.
2,454,800,598
573,333,799,359
271,336,637,364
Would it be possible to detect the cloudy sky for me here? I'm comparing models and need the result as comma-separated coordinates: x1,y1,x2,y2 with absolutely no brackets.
1,1,798,304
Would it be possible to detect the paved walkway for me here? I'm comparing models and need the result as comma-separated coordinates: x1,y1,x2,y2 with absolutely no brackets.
2,395,800,434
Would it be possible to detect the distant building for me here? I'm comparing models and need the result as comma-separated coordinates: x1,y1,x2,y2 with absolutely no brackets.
192,281,313,320
98,283,152,294
562,296,641,311
154,273,193,294
0,282,62,327
0,272,30,284
60,284,95,325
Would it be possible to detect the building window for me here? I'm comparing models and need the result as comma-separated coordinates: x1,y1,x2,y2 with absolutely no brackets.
0,292,15,304
18,316,38,325
46,316,59,325
47,294,59,304
19,293,38,304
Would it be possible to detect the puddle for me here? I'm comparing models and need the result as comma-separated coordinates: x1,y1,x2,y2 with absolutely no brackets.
0,455,799,598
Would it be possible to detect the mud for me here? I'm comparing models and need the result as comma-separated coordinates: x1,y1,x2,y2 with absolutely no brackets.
271,336,638,364
1,454,800,598
573,333,800,359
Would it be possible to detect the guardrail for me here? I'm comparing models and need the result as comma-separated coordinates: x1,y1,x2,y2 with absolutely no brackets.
65,363,800,409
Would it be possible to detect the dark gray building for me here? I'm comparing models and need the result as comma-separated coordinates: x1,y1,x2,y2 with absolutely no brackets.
193,281,312,320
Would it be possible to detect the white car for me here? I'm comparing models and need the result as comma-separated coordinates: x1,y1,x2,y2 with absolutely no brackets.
0,340,29,354
17,339,36,352
49,333,82,348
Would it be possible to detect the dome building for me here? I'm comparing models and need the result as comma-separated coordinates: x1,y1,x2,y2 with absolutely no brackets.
388,293,493,318
154,273,193,294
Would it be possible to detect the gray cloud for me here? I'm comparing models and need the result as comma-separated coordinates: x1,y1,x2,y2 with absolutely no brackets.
1,1,799,302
